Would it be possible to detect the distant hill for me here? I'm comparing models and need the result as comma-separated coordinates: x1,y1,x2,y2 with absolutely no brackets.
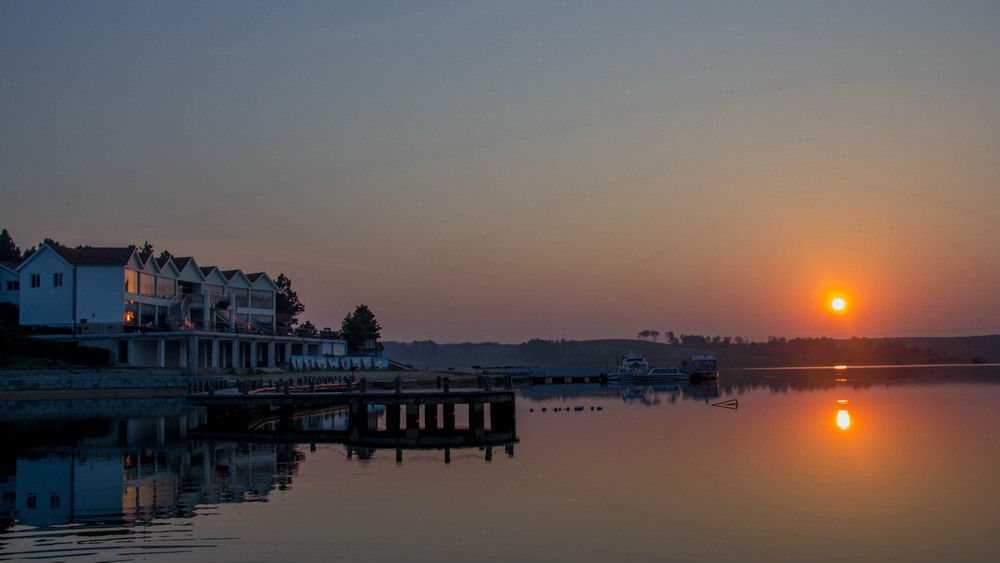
383,335,995,372
896,335,1000,364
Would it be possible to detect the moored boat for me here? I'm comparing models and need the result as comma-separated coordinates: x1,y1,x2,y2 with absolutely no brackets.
602,352,650,380
683,355,719,379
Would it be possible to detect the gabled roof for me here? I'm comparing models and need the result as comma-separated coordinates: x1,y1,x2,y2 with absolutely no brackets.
0,261,19,272
221,269,252,287
74,246,137,266
154,255,180,276
247,272,279,291
31,244,137,267
174,257,205,282
199,266,228,286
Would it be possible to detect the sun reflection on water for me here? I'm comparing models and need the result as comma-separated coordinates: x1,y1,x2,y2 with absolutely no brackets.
836,409,851,430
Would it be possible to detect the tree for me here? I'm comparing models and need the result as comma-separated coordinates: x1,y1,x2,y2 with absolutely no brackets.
275,273,305,325
665,331,678,346
139,240,154,255
341,304,382,354
650,330,660,342
0,229,21,263
298,320,317,336
637,330,651,341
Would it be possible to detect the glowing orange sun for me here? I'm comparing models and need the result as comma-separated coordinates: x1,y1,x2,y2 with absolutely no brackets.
831,297,846,311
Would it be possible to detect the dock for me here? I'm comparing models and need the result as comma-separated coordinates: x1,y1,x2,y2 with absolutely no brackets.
188,375,518,457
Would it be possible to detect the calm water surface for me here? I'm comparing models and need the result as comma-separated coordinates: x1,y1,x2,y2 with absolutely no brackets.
2,365,999,562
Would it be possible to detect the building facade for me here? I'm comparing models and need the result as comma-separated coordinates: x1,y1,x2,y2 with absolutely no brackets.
11,243,346,374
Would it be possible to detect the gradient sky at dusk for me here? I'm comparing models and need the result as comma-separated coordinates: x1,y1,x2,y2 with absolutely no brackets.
3,1,999,343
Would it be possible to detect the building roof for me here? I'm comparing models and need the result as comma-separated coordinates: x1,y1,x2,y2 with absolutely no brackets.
47,245,136,266
173,257,194,270
221,269,242,280
0,260,19,271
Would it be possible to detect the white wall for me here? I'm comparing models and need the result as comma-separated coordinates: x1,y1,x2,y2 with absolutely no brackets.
76,266,125,324
18,249,74,326
0,268,18,305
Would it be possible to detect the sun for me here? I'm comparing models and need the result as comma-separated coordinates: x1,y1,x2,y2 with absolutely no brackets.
831,297,846,311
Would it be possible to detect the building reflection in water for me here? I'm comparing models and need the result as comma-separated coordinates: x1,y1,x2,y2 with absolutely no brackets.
0,408,307,528
1,398,516,530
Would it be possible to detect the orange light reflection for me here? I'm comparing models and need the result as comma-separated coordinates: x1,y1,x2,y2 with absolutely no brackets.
836,409,851,430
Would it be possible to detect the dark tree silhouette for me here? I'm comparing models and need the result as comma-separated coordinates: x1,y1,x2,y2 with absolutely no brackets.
341,304,382,354
275,273,305,325
0,229,21,263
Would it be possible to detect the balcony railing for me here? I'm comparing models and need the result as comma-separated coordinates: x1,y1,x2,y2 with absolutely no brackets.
23,322,339,339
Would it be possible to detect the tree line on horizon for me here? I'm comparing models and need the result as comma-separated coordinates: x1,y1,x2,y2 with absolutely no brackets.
386,334,959,368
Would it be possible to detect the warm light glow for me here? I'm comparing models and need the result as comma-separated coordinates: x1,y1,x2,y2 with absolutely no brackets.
837,409,851,429
834,365,848,370
831,297,846,311
125,311,135,322
836,399,849,405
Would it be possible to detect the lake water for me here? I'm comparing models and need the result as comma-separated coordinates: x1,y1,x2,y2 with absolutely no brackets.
2,365,999,562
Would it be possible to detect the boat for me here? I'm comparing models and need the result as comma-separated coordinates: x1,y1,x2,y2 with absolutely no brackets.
643,366,689,379
682,355,719,379
602,352,650,380
607,365,689,382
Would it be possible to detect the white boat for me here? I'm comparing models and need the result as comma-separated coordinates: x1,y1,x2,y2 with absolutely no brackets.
642,366,689,380
603,352,650,380
683,355,719,379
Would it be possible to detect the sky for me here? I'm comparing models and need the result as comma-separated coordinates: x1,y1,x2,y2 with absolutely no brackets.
2,1,999,343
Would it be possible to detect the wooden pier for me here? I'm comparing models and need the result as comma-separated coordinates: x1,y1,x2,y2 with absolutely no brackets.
188,375,518,456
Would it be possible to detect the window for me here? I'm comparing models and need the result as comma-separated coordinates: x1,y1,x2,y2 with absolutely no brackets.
140,303,155,326
124,301,138,325
140,273,155,297
251,289,274,309
30,274,40,288
232,288,249,308
156,276,175,299
125,269,139,294
53,272,63,287
5,281,17,291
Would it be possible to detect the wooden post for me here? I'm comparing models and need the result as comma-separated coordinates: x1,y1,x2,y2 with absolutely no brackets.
394,376,401,394
424,403,439,431
443,404,456,431
386,404,401,433
470,400,485,434
405,404,420,429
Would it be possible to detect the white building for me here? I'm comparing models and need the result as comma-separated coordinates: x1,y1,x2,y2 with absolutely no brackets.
13,243,345,374
0,260,19,307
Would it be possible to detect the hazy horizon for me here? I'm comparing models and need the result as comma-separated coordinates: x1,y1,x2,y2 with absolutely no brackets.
3,1,999,343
